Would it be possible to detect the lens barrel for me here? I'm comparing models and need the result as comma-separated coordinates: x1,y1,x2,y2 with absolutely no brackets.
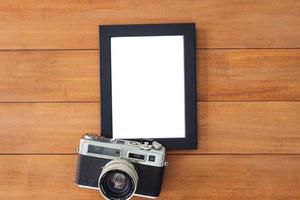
98,159,138,200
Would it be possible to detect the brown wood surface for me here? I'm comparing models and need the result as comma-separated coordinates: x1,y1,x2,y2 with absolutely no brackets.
1,155,300,200
1,0,300,199
0,0,299,49
0,50,99,102
0,49,299,102
0,102,299,154
198,49,300,101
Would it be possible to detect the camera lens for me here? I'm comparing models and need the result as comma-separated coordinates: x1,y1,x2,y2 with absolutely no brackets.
109,172,128,191
99,159,138,200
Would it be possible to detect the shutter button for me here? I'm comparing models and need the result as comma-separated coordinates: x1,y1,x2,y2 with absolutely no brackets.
140,141,152,150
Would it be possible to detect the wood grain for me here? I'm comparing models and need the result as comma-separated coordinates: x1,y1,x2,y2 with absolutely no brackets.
0,0,299,49
0,102,299,154
198,49,300,101
0,49,299,102
0,50,99,102
0,103,99,154
0,155,300,200
0,1,299,199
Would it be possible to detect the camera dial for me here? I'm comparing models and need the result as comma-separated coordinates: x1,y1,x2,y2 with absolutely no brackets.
82,133,98,141
152,141,162,150
128,141,141,147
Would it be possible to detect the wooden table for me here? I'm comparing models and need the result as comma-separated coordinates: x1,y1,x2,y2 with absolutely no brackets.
0,1,299,199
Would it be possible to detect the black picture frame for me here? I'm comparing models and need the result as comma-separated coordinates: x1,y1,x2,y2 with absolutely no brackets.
99,23,197,149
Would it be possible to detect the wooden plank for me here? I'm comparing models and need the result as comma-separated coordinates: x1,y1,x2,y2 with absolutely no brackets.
0,102,299,154
0,49,300,102
0,0,299,49
0,103,99,153
198,49,300,101
0,50,99,102
0,155,300,200
183,101,300,154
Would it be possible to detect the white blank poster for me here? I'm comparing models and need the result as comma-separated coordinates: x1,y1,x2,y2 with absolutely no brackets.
110,36,185,139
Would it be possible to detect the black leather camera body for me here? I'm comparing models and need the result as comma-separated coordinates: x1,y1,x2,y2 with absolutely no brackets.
75,134,167,200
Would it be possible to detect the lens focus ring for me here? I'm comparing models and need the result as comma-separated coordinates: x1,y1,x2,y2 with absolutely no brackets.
98,159,138,200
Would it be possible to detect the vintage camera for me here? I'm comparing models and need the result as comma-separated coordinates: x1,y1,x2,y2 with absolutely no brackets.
75,133,167,200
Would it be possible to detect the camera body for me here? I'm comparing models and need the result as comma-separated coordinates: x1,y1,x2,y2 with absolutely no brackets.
75,133,166,199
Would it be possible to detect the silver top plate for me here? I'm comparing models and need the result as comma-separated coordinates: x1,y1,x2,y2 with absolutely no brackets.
78,135,166,167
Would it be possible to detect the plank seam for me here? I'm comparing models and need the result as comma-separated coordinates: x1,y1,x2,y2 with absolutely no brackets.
1,153,300,156
0,48,299,52
0,100,299,104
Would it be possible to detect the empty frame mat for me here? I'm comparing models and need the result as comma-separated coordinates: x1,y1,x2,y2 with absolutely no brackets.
100,24,197,149
111,35,185,139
